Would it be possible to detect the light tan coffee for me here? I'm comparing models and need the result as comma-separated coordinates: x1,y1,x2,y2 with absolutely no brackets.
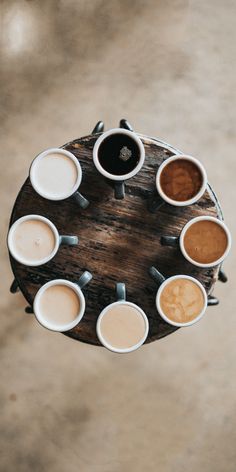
100,304,146,349
12,219,55,263
160,278,205,323
39,285,80,326
34,153,78,197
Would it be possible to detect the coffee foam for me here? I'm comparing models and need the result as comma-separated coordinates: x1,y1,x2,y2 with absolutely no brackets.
183,220,228,264
160,278,205,323
11,219,55,263
33,153,78,198
100,303,146,349
160,158,203,202
39,284,80,326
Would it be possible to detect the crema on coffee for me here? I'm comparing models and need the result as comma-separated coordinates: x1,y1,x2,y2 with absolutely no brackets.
183,219,228,264
160,278,205,324
160,158,203,202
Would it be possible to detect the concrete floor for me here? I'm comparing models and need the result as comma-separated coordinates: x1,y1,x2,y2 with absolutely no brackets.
0,1,235,471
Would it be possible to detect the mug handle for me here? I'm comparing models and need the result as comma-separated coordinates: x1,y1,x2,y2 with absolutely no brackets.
160,236,179,247
25,305,34,314
59,235,78,245
207,295,219,306
92,121,104,134
148,194,165,213
73,191,90,209
77,271,93,290
218,269,228,283
119,119,134,132
114,181,125,200
149,266,166,287
116,282,126,301
10,279,19,294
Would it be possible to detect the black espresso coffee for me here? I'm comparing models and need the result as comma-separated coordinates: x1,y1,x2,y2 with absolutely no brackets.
98,133,140,176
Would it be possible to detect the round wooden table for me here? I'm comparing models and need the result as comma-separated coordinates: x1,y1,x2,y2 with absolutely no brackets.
9,124,224,346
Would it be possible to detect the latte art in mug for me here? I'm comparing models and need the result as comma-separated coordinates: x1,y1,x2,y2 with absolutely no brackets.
39,284,80,326
32,153,78,198
11,219,55,264
160,278,205,324
100,304,146,349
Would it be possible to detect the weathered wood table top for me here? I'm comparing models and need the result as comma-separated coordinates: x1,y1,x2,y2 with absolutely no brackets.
9,132,222,346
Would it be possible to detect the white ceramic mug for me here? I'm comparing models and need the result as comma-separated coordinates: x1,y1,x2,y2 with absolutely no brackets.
96,283,149,353
151,154,207,211
161,215,231,268
93,128,145,199
149,266,208,327
7,214,78,267
30,147,89,208
33,271,92,332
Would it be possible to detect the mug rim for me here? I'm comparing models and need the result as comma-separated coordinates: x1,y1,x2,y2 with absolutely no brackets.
156,274,208,327
7,214,60,267
30,147,82,201
33,279,85,332
156,154,207,207
92,128,145,181
96,300,149,353
179,215,232,268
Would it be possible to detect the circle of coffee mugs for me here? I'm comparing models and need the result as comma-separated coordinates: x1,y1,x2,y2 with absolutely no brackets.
7,127,231,352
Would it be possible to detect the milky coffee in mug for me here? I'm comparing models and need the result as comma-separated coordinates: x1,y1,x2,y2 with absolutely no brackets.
161,216,231,268
149,267,207,327
30,148,89,208
96,283,149,353
182,217,230,265
33,271,92,332
7,215,78,266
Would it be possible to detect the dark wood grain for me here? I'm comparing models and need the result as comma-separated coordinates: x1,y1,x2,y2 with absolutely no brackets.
9,133,222,345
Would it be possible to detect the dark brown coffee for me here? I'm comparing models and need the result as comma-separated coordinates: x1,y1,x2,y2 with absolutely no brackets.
184,220,228,264
98,133,140,176
160,158,203,201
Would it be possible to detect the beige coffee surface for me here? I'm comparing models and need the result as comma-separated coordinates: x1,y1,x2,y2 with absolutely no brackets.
160,279,205,323
12,219,55,262
100,304,146,349
35,153,78,196
39,285,80,326
184,220,228,264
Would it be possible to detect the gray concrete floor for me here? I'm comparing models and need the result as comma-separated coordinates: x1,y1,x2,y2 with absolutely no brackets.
0,1,235,471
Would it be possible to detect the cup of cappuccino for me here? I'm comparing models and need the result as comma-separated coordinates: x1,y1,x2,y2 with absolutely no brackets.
33,271,92,332
96,283,149,353
161,215,231,268
150,154,207,211
30,148,89,209
7,214,78,266
149,266,208,327
93,128,145,199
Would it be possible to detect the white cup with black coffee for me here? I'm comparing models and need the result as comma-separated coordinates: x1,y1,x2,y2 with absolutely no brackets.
93,128,145,199
96,283,149,353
